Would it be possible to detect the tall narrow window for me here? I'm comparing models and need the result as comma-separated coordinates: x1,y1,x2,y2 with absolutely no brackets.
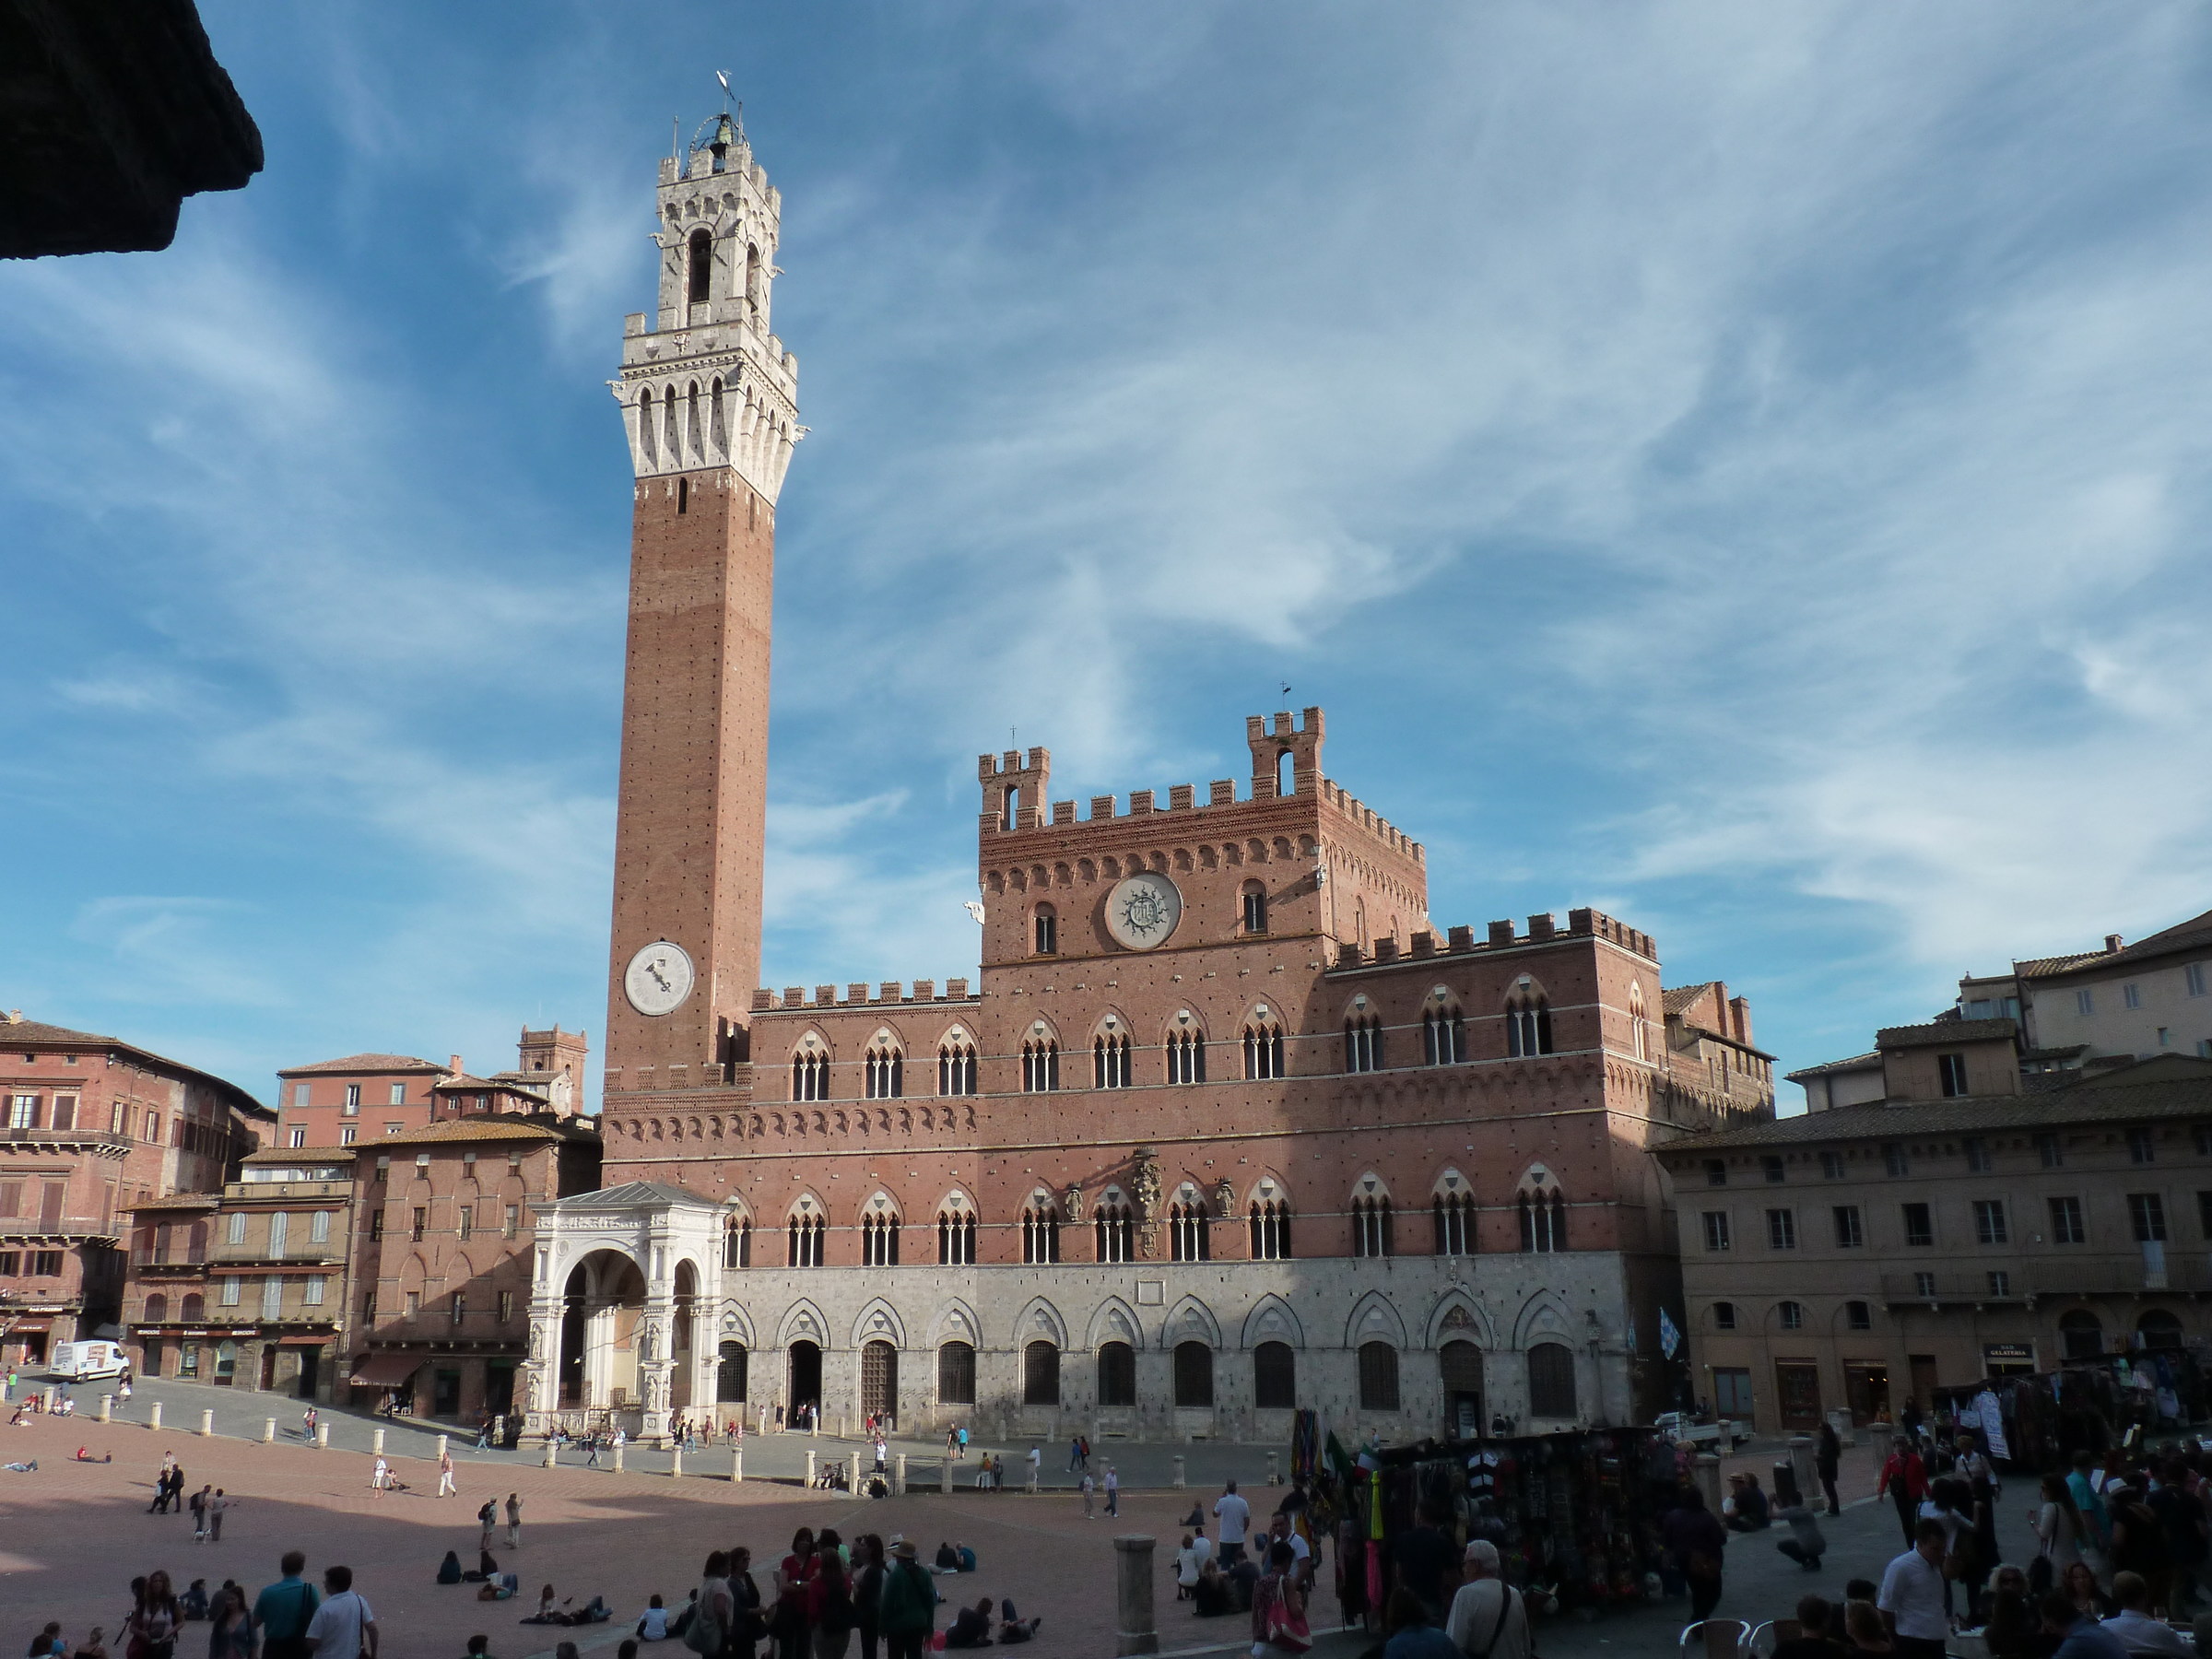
1357,1342,1400,1411
1165,1029,1206,1084
745,242,762,315
1094,1203,1135,1264
1937,1053,1970,1098
1093,1033,1132,1088
938,1041,978,1096
1033,906,1057,955
688,229,712,303
724,1218,752,1268
865,1047,903,1100
787,1212,826,1267
1506,992,1554,1058
861,1211,901,1266
793,1051,829,1101
1241,883,1268,935
1022,1204,1061,1265
1243,1023,1286,1080
936,1209,976,1265
1344,1016,1383,1073
1249,1198,1292,1260
1519,1189,1567,1253
1021,1040,1060,1093
1351,1195,1393,1258
1170,1202,1210,1261
1423,1007,1466,1065
1433,1191,1475,1255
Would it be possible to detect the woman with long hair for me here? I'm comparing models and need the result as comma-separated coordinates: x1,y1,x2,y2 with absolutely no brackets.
125,1570,182,1659
726,1547,764,1659
2061,1560,2115,1620
852,1536,886,1659
807,1551,856,1659
206,1585,255,1659
2032,1473,2087,1587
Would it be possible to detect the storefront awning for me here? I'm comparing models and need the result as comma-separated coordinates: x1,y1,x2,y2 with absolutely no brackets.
277,1335,331,1347
347,1353,422,1387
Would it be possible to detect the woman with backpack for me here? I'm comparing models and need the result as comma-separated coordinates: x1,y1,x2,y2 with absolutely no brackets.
124,1570,182,1659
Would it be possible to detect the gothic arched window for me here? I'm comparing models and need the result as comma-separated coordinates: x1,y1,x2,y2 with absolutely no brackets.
1345,1014,1383,1073
1021,1039,1059,1093
1433,1190,1476,1256
1518,1187,1567,1253
1243,1022,1286,1080
1033,904,1057,956
1165,1027,1206,1084
1241,880,1268,935
1423,1006,1466,1065
786,1210,825,1267
745,242,762,315
792,1050,829,1101
1170,1202,1210,1262
723,1217,752,1268
860,1208,900,1267
937,1041,977,1097
936,1207,977,1265
1093,1031,1131,1088
1506,988,1554,1058
1094,1203,1135,1265
1351,1194,1394,1258
1022,1202,1061,1265
1249,1197,1292,1261
865,1046,903,1100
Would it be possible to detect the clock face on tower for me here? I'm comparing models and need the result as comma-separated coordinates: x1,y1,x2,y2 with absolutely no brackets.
624,940,696,1017
1105,872,1183,950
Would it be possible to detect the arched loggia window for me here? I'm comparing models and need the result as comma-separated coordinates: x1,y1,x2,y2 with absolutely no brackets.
1518,1186,1567,1253
688,229,712,303
1423,1006,1466,1065
1507,988,1554,1057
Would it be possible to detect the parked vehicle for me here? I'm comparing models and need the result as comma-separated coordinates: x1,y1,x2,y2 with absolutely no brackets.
1654,1410,1747,1451
48,1339,127,1381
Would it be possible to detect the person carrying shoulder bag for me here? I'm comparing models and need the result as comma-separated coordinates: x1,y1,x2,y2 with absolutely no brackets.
1445,1542,1530,1659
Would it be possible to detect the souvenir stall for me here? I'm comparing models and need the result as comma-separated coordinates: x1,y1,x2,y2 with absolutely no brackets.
1317,1428,1671,1620
1935,1349,2209,1472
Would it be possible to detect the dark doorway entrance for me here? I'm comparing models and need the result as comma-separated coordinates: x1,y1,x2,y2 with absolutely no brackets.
1774,1361,1821,1430
260,1347,278,1391
1440,1340,1483,1439
788,1340,821,1418
862,1340,897,1426
434,1368,463,1418
1908,1354,1938,1412
483,1362,512,1413
296,1350,320,1399
1843,1362,1889,1426
717,1342,748,1403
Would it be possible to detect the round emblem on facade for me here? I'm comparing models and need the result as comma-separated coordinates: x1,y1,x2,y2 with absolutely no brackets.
624,939,696,1017
1105,872,1182,950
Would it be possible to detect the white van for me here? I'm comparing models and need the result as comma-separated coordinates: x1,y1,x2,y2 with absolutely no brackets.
49,1340,127,1381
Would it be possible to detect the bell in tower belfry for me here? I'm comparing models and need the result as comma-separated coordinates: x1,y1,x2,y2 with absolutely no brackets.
601,106,805,1100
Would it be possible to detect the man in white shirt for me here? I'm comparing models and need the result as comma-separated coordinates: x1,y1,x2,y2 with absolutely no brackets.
1214,1480,1252,1566
1446,1541,1530,1659
2103,1571,2191,1656
1266,1514,1312,1589
1026,1445,1041,1485
1877,1522,1951,1659
303,1565,377,1659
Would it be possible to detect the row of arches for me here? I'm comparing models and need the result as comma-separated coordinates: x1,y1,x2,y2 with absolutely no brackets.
989,839,1321,894
699,1334,1580,1421
632,377,792,477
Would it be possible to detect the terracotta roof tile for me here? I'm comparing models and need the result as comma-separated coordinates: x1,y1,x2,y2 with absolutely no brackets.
1783,1052,1880,1082
279,1053,444,1076
1876,1018,2017,1050
373,1116,595,1147
1662,984,1716,1016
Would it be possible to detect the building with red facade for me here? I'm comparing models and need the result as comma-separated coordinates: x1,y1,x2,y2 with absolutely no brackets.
518,117,1774,1446
1,1011,269,1369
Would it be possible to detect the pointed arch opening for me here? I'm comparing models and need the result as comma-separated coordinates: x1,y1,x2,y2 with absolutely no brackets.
1506,979,1555,1058
1432,1169,1477,1257
1350,1175,1394,1258
687,229,712,303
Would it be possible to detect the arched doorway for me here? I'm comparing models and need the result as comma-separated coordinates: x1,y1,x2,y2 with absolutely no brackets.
716,1341,748,1404
1441,1340,1484,1438
2060,1310,2103,1361
559,1249,647,1411
2138,1310,2184,1350
788,1340,822,1419
670,1261,697,1411
862,1339,898,1427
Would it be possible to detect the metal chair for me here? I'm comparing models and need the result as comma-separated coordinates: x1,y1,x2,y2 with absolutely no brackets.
1679,1618,1750,1659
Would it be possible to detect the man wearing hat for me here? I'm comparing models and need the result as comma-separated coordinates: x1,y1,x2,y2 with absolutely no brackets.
880,1538,938,1659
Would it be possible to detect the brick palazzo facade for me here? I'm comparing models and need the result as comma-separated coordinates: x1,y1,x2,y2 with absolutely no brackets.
2,1012,269,1370
519,116,1774,1446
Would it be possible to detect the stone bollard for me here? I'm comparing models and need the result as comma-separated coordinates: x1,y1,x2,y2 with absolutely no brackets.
45,1387,58,1412
671,1446,684,1479
264,1418,276,1443
1788,1435,1818,1508
1112,1535,1159,1655
1171,1454,1186,1489
732,1447,743,1484
805,1449,817,1487
149,1402,163,1431
940,1458,952,1495
371,1428,385,1456
841,1412,851,1440
1267,1450,1280,1486
99,1395,112,1424
613,1441,625,1473
542,1439,557,1469
896,1453,908,1495
200,1407,215,1437
1693,1453,1723,1515
315,1420,329,1449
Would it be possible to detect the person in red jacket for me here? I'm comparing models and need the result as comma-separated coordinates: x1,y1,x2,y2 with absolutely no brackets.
1877,1437,1930,1548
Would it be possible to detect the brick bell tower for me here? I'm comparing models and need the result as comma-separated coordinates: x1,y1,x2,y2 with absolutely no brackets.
602,111,801,1096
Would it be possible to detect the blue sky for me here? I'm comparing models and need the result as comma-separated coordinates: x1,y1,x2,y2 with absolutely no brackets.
5,4,2211,1111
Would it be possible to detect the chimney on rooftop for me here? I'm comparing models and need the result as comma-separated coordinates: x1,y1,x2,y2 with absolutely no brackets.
2105,935,2124,954
449,1054,463,1072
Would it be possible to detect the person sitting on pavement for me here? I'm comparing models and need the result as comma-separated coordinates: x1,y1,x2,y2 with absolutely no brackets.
1192,1560,1233,1618
178,1582,209,1621
2041,1589,2129,1659
635,1595,671,1641
1381,1589,1458,1659
944,1597,994,1648
1776,1499,1829,1571
2101,1572,2190,1657
28,1623,65,1657
1174,1535,1201,1600
1724,1471,1771,1532
439,1554,464,1586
